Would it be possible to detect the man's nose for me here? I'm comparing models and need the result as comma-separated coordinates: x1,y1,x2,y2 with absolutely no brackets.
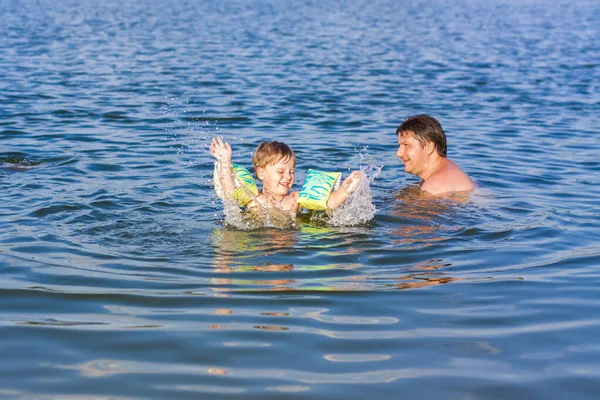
396,146,403,158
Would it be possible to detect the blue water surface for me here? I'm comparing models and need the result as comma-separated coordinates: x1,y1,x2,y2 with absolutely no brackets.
1,0,600,398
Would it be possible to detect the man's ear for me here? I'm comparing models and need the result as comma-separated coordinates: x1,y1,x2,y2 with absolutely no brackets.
425,141,435,155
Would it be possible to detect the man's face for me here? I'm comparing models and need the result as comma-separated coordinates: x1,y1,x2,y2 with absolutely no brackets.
396,131,428,176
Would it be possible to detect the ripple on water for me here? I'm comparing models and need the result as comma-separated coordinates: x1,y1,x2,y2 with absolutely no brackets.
1,0,600,398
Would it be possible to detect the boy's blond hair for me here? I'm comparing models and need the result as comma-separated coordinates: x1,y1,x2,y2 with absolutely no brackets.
252,141,296,179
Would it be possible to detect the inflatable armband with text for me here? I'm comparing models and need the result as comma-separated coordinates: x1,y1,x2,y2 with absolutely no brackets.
298,169,341,211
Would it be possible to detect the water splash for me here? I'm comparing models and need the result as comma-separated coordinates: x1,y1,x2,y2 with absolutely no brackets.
162,97,225,200
324,164,382,227
220,197,297,231
217,166,381,230
161,97,218,167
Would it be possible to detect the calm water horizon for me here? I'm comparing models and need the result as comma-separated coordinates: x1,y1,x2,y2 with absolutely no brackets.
1,0,599,398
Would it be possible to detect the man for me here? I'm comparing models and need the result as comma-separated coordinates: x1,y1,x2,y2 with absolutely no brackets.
396,115,475,195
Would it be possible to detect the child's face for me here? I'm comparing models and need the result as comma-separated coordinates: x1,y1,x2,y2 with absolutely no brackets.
257,157,295,196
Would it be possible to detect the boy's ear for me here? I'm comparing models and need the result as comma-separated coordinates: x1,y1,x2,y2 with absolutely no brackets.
256,167,265,181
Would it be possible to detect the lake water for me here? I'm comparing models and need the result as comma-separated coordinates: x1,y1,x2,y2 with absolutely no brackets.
1,0,600,398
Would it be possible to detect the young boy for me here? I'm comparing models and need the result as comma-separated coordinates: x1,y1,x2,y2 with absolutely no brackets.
210,137,362,217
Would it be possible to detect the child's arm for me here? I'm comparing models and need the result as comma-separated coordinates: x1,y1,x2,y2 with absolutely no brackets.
210,137,236,198
326,171,363,209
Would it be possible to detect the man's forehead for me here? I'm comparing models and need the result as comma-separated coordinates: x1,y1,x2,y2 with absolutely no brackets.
398,131,416,142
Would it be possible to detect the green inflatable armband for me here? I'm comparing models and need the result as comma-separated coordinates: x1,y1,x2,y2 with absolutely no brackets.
298,169,341,210
214,163,259,207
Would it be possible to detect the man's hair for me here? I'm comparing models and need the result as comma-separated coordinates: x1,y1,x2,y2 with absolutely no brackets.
396,115,447,158
252,141,296,174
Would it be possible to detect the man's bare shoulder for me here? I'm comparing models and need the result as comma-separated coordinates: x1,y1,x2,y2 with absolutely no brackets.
421,159,475,196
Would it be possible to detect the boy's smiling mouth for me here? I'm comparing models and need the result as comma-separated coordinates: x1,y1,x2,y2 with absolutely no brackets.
276,183,291,192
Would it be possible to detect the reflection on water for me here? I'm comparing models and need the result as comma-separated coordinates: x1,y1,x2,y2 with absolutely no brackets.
254,325,289,331
324,354,391,362
393,258,460,290
394,275,458,290
211,228,299,260
386,188,463,289
2,0,600,397
210,226,371,292
208,367,228,376
392,185,458,219
210,228,297,291
50,357,539,385
52,359,231,380
211,225,460,292
391,186,466,248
